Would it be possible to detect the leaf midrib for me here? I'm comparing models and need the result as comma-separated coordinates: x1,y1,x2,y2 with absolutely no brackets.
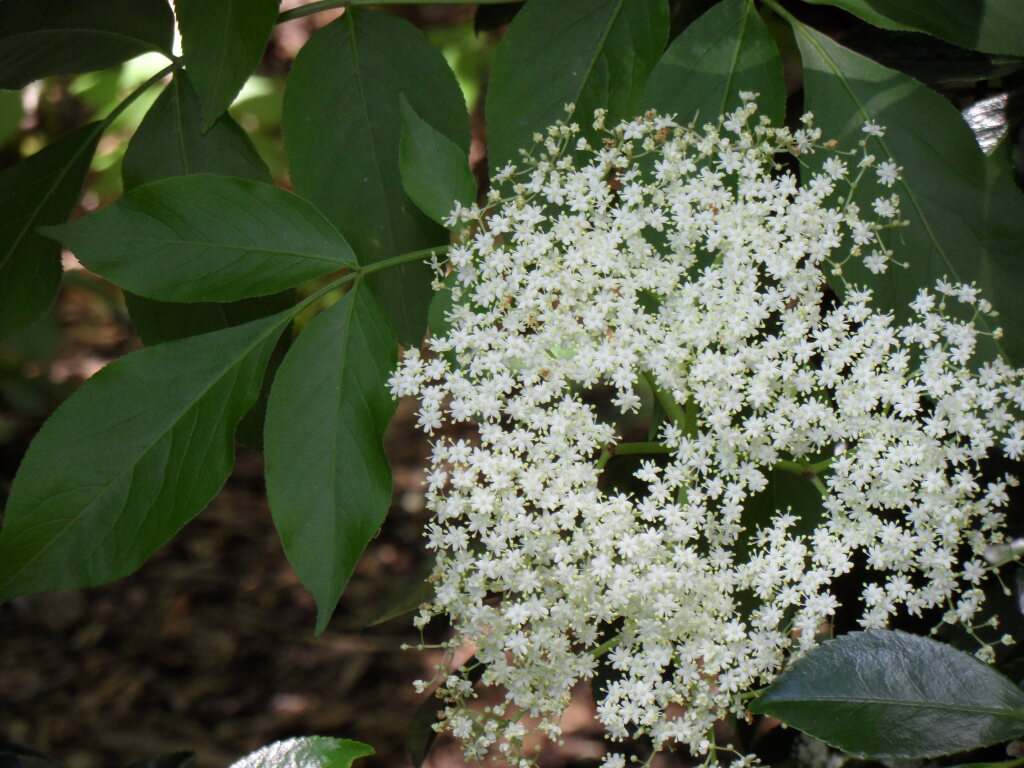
0,124,100,272
763,695,1024,721
69,233,349,266
0,312,291,594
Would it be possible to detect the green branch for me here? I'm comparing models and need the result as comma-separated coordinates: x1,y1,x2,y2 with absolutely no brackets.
292,244,450,316
596,441,672,470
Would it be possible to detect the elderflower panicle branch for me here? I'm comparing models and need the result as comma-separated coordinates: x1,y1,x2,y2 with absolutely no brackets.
389,95,1024,767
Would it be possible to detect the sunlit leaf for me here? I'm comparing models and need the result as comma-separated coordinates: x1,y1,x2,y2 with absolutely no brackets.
227,737,373,768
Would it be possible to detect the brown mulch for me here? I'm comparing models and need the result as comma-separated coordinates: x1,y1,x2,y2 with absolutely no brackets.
0,401,441,768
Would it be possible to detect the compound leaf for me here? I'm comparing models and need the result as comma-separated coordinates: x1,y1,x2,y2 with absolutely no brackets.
121,74,283,348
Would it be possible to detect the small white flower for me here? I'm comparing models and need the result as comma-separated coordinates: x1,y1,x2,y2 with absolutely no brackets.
394,100,1021,766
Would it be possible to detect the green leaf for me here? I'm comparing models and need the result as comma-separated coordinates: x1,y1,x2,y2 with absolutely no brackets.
176,0,281,130
227,737,373,768
44,174,355,303
642,0,785,126
0,0,174,89
0,90,25,147
802,0,1024,57
283,8,469,344
399,95,476,227
265,281,397,634
123,75,271,190
0,122,101,340
794,23,1024,365
486,0,669,172
750,630,1024,758
121,74,283,348
0,311,291,600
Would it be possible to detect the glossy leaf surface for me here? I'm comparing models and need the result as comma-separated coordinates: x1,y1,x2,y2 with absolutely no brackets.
283,8,468,343
486,0,669,171
0,312,291,600
796,23,1024,365
642,0,785,125
227,737,373,768
0,123,100,340
176,0,281,129
399,95,476,226
0,0,173,89
751,630,1024,757
265,282,397,634
45,174,355,303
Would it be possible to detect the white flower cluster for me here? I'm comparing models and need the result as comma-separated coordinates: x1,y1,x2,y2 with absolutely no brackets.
389,96,1023,766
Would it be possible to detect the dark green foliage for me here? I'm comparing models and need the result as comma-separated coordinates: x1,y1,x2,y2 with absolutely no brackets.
751,631,1024,757
796,21,1024,365
643,0,785,125
175,0,281,129
486,0,670,171
0,312,291,600
399,95,477,226
0,123,101,340
265,281,397,634
282,8,469,344
43,174,355,303
0,0,174,89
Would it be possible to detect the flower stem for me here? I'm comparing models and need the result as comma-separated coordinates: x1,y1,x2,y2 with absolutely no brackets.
596,441,672,470
643,371,690,434
292,245,450,315
101,60,179,131
589,633,621,657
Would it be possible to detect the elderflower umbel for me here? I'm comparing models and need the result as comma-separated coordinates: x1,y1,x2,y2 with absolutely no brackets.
389,96,1023,765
